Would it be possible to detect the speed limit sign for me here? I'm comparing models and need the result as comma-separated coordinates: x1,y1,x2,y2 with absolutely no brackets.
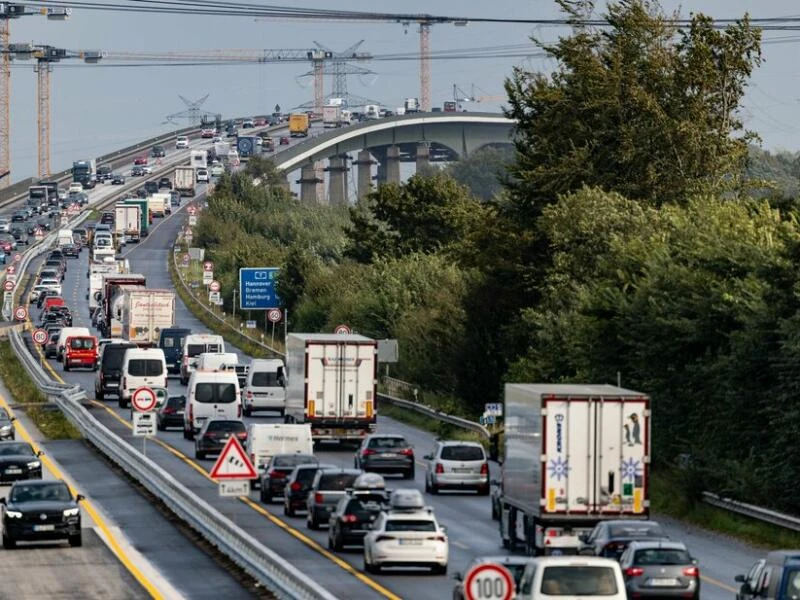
464,563,515,600
267,309,282,323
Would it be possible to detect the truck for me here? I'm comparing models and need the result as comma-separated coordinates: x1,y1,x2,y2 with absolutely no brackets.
404,97,420,113
289,113,310,137
323,105,342,129
39,181,61,206
119,289,176,346
72,159,96,183
174,166,195,197
285,333,378,443
497,384,651,556
190,150,207,169
123,198,150,238
148,193,169,218
57,229,74,249
213,141,231,162
114,203,141,243
340,110,352,126
363,104,380,120
88,259,130,316
443,101,457,112
27,185,50,211
99,274,147,338
236,136,259,158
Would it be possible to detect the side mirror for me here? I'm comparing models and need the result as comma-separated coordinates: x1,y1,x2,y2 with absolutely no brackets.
691,558,699,566
0,497,6,505
440,525,448,535
734,575,746,583
453,572,463,582
76,494,85,502
423,454,432,460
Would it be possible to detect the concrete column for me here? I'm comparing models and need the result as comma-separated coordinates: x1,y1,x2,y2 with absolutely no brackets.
415,142,430,173
385,145,401,184
314,161,325,205
326,155,349,206
372,147,388,185
296,163,322,205
353,150,375,202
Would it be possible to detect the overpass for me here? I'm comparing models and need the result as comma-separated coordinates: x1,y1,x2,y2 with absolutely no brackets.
273,112,515,204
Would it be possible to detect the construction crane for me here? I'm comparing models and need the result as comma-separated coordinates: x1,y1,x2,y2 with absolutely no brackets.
0,2,69,187
9,43,101,178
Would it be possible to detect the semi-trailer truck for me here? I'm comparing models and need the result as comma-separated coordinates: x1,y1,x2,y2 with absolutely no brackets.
119,289,176,346
174,166,195,197
289,113,310,137
114,203,141,243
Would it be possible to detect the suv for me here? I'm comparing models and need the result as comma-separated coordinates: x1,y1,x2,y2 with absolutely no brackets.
175,136,189,149
283,463,336,517
327,473,390,550
736,551,800,600
151,145,165,157
259,454,317,503
354,434,414,479
517,556,626,600
94,342,137,400
144,181,159,195
306,468,361,530
196,168,209,183
423,440,489,495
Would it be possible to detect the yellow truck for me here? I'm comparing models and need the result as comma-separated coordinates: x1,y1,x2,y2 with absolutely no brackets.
289,113,310,137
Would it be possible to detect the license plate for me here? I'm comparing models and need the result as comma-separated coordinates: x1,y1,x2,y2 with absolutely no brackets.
381,453,398,458
399,539,423,545
33,524,55,532
5,467,21,474
648,578,678,587
453,468,473,473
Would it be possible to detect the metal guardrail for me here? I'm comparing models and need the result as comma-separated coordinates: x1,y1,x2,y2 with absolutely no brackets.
701,492,800,532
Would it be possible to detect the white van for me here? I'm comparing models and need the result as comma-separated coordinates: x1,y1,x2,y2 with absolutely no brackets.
517,556,626,600
183,371,241,439
119,348,167,408
55,327,91,362
57,229,74,248
179,334,225,385
246,423,312,476
196,352,239,373
242,359,286,417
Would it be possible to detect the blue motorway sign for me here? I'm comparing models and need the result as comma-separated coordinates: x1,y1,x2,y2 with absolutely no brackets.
239,267,281,310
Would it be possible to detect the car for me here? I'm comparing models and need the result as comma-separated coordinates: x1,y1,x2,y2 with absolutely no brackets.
44,306,71,327
283,462,337,517
0,409,16,441
39,268,62,283
254,117,266,126
175,136,189,149
133,155,148,165
327,473,390,550
200,128,216,138
38,279,62,296
110,173,126,185
362,488,448,575
130,165,144,177
144,180,159,196
1,479,83,549
44,330,61,358
156,395,186,431
306,468,362,530
210,163,224,177
423,440,489,495
580,520,669,560
269,115,281,126
135,186,147,198
196,168,209,183
141,166,153,175
0,238,11,253
29,284,50,303
74,192,89,206
169,191,181,207
259,454,318,503
61,244,79,258
11,211,25,223
96,165,112,182
618,540,700,600
158,177,172,189
279,135,290,145
194,419,247,460
354,434,415,479
211,136,222,144
452,556,532,600
517,556,627,599
10,227,29,245
36,218,51,231
67,182,83,194
0,441,43,483
242,119,255,128
151,145,165,158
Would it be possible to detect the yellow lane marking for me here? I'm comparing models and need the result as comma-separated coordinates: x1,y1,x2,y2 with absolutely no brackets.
702,574,738,593
0,391,163,600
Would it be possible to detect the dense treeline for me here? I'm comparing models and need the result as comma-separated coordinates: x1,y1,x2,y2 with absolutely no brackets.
194,1,800,511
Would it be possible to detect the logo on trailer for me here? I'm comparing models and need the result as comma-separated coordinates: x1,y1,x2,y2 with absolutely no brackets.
621,457,642,481
555,413,564,453
548,456,571,481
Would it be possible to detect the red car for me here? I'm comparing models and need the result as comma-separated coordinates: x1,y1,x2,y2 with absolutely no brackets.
134,155,148,165
0,240,11,252
200,128,216,138
279,136,290,145
253,118,266,126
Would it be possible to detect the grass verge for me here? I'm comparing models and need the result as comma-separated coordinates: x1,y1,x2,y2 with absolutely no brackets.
0,341,80,440
379,403,489,447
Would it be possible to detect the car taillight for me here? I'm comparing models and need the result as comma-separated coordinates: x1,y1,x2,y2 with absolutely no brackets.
204,432,216,439
428,535,446,542
188,404,193,423
362,449,376,456
435,463,444,474
341,515,358,524
290,482,302,492
683,567,699,577
268,470,284,479
236,432,247,440
163,407,175,415
626,567,644,577
314,493,323,504
400,448,413,457
480,463,489,475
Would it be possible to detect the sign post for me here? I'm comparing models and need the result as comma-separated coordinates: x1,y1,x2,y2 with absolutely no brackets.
464,563,515,600
131,386,158,454
267,308,281,347
209,436,258,498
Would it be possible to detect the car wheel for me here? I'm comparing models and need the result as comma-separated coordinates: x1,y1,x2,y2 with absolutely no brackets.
195,449,205,460
405,466,415,480
332,531,343,551
182,427,189,440
118,397,127,409
157,421,165,432
429,478,439,495
63,363,69,372
243,407,251,418
180,377,187,386
307,512,319,530
3,534,15,549
260,487,270,503
69,533,82,548
477,485,490,497
432,563,447,576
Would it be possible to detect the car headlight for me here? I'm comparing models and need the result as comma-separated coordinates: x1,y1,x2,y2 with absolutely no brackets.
5,510,22,519
63,507,79,517
0,425,11,432
26,461,40,469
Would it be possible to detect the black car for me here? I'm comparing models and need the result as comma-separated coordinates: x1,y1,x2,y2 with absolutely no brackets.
75,174,96,189
282,463,337,517
0,409,16,441
61,244,79,258
579,519,669,559
130,165,145,177
41,313,67,329
194,419,247,460
158,177,172,190
136,186,147,198
0,441,43,483
144,181,159,195
44,306,71,327
1,479,83,548
10,227,29,245
110,173,126,185
259,454,318,502
36,219,52,232
353,434,415,479
11,211,25,223
96,165,112,182
44,331,61,358
100,212,115,226
151,145,165,158
170,191,181,206
327,475,390,550
95,342,136,399
156,395,186,431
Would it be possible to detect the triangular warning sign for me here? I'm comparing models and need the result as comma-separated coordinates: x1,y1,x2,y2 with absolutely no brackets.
208,436,257,480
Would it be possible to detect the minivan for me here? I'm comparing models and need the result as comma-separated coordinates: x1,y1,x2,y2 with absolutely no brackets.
242,359,286,417
55,327,91,362
183,371,241,439
158,327,191,375
736,551,800,600
95,342,137,399
179,334,225,385
517,556,626,600
195,352,240,374
120,348,167,408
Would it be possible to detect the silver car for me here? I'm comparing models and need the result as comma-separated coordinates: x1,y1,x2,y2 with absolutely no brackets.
618,540,700,600
305,468,361,530
424,440,489,495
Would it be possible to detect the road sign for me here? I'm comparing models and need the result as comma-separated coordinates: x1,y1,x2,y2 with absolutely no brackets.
202,271,213,285
245,320,256,328
188,205,196,216
464,563,515,600
2,280,13,292
12,254,20,263
13,306,27,322
34,228,43,239
334,324,351,335
485,403,503,417
131,386,157,413
209,291,221,304
6,265,15,275
132,412,156,437
209,436,257,480
188,215,197,227
209,280,221,292
203,261,214,272
32,328,48,345
480,415,496,425
219,480,250,497
239,267,281,310
267,309,282,323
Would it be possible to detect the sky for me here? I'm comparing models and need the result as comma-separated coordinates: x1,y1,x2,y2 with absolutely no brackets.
7,0,800,181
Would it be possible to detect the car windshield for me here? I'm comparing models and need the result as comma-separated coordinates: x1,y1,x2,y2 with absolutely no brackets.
69,338,95,350
206,420,245,433
188,343,221,357
103,346,134,370
251,371,282,387
441,445,484,461
609,523,665,538
318,473,359,491
167,397,186,410
10,483,71,503
127,359,163,377
345,495,388,516
385,520,437,532
194,382,237,404
273,455,317,468
0,410,10,422
0,443,33,456
539,566,618,596
368,437,407,449
634,548,692,565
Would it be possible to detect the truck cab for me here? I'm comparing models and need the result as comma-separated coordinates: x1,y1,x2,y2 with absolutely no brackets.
63,336,98,372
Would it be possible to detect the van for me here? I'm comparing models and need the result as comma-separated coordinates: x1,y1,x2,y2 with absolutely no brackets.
182,371,241,439
63,335,98,372
737,551,800,600
517,556,626,600
179,334,225,385
242,359,286,417
42,296,65,311
246,423,312,477
158,327,191,375
55,327,91,362
120,348,167,408
95,342,137,399
195,352,240,374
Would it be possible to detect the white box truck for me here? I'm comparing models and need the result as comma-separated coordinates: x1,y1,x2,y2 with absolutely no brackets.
57,229,74,249
323,105,342,128
285,333,377,442
114,203,141,243
174,166,195,197
246,423,313,478
497,384,651,556
148,192,170,218
190,150,208,169
119,289,176,346
88,259,130,315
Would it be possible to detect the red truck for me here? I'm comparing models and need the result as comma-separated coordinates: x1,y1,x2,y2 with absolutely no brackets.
63,335,98,371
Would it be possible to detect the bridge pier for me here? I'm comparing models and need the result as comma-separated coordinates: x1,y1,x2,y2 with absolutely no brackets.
353,150,375,202
385,145,401,184
325,155,349,206
416,142,430,172
296,163,323,205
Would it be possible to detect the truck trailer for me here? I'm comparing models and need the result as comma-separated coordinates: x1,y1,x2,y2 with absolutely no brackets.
285,333,377,442
289,113,310,137
119,289,176,346
323,105,342,128
498,384,651,556
114,203,141,243
174,166,195,197
99,274,147,338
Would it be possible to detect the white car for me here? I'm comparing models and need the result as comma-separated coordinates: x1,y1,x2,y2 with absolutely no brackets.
29,284,50,303
516,556,627,600
362,489,448,575
211,136,222,144
38,278,62,296
0,218,9,233
175,136,189,149
210,163,224,177
141,166,153,175
196,168,209,183
68,182,83,194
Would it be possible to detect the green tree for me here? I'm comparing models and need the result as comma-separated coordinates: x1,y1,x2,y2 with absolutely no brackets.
445,145,514,201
